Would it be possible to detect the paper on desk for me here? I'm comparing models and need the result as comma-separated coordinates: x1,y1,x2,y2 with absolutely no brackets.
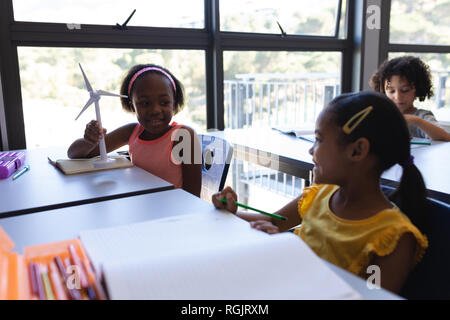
272,125,315,143
79,212,362,300
47,154,132,175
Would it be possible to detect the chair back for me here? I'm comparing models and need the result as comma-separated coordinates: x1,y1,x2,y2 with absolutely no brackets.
199,134,233,201
382,185,450,299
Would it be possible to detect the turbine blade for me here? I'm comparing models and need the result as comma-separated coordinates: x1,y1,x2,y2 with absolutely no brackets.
75,97,95,120
78,63,93,92
97,90,127,98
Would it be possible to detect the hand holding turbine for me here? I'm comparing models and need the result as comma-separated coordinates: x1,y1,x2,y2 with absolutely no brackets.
75,63,127,168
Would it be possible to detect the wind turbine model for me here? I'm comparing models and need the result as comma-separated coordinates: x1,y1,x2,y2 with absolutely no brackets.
75,63,127,168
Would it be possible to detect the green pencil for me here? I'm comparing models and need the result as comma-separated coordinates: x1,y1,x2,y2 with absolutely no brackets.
411,141,431,145
220,198,287,221
12,165,30,180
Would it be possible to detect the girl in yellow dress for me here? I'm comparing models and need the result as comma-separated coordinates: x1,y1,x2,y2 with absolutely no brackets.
212,91,428,294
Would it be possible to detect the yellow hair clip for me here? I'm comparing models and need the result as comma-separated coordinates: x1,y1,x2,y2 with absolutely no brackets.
342,106,373,134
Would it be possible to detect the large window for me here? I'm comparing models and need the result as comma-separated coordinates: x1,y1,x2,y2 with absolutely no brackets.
388,0,450,123
18,47,206,148
2,0,350,150
390,0,450,45
13,0,204,28
223,51,341,129
220,0,342,36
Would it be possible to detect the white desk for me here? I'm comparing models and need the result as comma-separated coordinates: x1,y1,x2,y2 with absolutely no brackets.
0,188,400,300
208,128,314,184
382,141,450,203
209,128,450,203
0,147,173,218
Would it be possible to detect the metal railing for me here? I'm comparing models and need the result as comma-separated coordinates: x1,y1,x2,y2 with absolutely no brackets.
224,72,340,129
224,73,340,201
224,70,450,203
434,70,449,109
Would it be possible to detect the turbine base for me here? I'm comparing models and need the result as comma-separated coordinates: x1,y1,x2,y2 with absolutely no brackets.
93,157,117,169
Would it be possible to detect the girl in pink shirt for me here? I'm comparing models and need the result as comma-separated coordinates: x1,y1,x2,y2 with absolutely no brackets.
68,64,202,197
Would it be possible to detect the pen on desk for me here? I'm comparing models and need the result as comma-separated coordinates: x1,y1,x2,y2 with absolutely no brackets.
40,264,55,300
63,257,84,300
31,263,46,300
54,255,82,300
47,157,57,167
83,258,107,300
49,261,68,300
12,165,30,180
86,286,97,300
68,244,89,289
220,198,287,221
28,262,39,299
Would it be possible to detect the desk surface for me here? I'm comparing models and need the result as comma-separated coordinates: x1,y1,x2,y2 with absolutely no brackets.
0,147,173,218
382,141,450,202
209,128,450,202
0,188,400,300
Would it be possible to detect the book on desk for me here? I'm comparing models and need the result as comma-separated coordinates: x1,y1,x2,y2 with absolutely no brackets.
47,155,133,175
272,126,315,143
79,212,361,300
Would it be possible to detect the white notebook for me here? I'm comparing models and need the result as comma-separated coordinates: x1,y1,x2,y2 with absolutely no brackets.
272,125,315,143
48,155,133,175
79,212,362,300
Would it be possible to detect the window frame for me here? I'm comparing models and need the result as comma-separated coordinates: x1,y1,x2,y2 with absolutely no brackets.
1,0,353,150
381,0,450,62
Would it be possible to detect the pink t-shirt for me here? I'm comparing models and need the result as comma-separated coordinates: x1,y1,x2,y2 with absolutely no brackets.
128,122,183,188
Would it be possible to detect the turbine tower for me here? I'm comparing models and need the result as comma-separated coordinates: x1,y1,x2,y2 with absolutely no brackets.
75,63,127,168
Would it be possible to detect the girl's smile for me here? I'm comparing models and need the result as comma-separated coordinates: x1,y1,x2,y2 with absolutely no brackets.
309,110,350,185
131,73,175,138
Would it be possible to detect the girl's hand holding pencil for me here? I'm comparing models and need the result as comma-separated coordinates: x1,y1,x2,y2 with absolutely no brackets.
212,186,238,214
212,186,287,221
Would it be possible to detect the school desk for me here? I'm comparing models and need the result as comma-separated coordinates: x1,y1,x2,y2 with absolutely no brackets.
208,128,450,203
0,188,400,300
382,141,450,203
0,147,173,218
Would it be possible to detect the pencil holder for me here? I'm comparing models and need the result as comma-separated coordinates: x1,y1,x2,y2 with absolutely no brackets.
0,151,26,179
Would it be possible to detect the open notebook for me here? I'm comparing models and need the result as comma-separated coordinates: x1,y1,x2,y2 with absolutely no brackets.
272,125,315,143
79,212,362,300
48,155,133,175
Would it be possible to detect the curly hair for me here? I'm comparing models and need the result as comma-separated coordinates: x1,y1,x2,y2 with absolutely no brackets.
119,64,185,114
369,56,434,102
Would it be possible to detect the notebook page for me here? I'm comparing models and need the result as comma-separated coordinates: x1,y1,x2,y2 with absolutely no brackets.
102,232,361,300
80,211,270,272
80,212,361,300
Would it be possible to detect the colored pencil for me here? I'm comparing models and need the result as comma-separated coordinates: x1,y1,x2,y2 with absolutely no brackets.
411,141,431,145
40,265,55,300
220,198,287,221
28,262,39,298
83,258,107,300
64,257,84,299
54,256,82,300
48,261,68,300
68,245,89,289
12,165,30,180
32,263,46,300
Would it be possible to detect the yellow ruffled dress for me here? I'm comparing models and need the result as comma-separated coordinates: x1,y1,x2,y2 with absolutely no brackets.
294,184,428,277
